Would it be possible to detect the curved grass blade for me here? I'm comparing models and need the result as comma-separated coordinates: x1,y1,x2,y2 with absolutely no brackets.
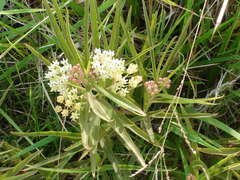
24,44,51,65
4,151,41,177
155,94,221,105
29,164,156,173
198,148,240,156
9,136,57,160
197,117,240,141
2,171,38,180
149,110,214,119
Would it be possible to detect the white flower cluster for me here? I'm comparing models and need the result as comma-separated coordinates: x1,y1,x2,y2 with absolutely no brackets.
55,88,82,121
127,63,138,74
91,49,125,81
91,49,142,96
45,59,72,94
45,60,81,121
45,49,143,120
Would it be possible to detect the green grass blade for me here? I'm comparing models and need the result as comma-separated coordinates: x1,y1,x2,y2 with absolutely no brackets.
9,136,57,159
0,9,44,15
2,171,38,180
155,93,220,105
83,0,90,66
142,0,156,78
0,108,42,153
11,131,81,139
24,44,51,65
0,82,13,106
4,151,41,177
90,0,100,48
109,0,124,50
198,117,240,141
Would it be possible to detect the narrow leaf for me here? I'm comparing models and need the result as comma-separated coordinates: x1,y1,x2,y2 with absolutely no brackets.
95,85,146,116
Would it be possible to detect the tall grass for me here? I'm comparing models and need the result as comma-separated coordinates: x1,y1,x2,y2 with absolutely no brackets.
1,0,240,179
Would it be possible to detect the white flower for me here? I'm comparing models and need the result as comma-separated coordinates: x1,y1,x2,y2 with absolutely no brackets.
129,76,142,88
70,112,79,121
45,60,84,119
90,49,142,97
61,109,69,117
127,63,138,74
110,75,127,92
62,88,79,101
65,100,73,107
57,96,64,103
91,49,125,81
54,105,62,113
118,88,129,97
74,103,81,111
45,59,72,94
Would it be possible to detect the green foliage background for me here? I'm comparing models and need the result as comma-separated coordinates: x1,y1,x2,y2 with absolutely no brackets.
0,0,240,179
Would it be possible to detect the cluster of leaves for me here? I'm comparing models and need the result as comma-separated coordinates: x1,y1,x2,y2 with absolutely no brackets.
1,0,240,179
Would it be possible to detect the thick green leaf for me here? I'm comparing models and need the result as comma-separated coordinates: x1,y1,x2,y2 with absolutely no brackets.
87,93,113,122
90,149,99,177
0,0,5,10
95,85,146,116
111,120,146,167
117,114,158,146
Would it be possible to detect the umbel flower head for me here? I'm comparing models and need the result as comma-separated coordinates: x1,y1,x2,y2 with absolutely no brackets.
45,49,143,120
144,77,171,96
54,88,83,121
127,63,138,74
45,59,72,94
91,48,142,96
144,80,159,96
68,64,84,84
45,60,82,121
158,77,171,89
91,48,125,81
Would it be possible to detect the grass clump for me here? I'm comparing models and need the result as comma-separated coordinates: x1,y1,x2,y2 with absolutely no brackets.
1,0,240,179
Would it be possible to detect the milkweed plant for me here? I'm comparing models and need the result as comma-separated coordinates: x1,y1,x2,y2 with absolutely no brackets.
8,0,231,179
45,49,144,121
